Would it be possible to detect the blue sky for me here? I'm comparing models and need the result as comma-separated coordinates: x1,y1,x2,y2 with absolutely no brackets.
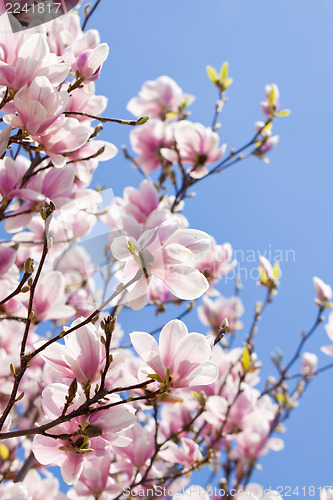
86,0,333,492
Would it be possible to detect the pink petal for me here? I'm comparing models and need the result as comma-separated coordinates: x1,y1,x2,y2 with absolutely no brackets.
130,331,166,378
159,319,188,370
61,453,84,485
181,361,218,387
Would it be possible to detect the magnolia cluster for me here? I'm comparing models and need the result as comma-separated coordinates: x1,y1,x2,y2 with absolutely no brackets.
127,75,225,178
0,7,332,500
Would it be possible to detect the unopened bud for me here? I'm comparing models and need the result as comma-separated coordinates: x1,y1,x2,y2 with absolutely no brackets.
136,115,150,125
100,316,117,337
255,301,263,315
220,318,229,332
24,258,35,274
213,318,229,346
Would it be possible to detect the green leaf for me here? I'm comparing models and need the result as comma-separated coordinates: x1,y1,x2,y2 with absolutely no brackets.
147,373,164,384
242,346,251,372
276,109,291,117
269,86,275,108
223,77,233,89
220,62,228,82
206,65,219,83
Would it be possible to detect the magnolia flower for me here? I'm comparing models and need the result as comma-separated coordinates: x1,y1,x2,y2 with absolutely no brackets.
0,155,30,200
258,256,280,291
40,317,106,384
196,237,236,293
103,179,187,241
130,119,173,173
301,352,318,377
261,84,280,116
64,43,109,82
0,16,69,90
9,164,76,209
159,437,203,466
198,295,244,333
110,216,210,310
67,457,123,500
32,384,136,484
313,276,332,307
130,319,218,388
161,121,226,179
127,75,194,119
111,422,155,468
3,76,69,135
36,117,91,168
65,82,108,121
31,271,75,322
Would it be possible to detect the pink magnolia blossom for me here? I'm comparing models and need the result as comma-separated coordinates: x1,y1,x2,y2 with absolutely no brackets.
253,135,279,160
40,317,106,385
64,43,109,82
0,155,30,200
65,82,108,121
9,164,76,209
161,121,226,179
301,352,318,376
47,12,101,57
127,75,194,119
31,271,75,322
253,121,279,160
258,255,280,289
148,276,174,305
0,16,69,90
111,217,210,309
261,84,280,116
313,276,332,306
32,384,136,484
36,117,91,168
196,237,236,293
112,421,156,468
129,119,173,173
232,408,283,461
67,457,123,500
21,469,66,500
3,76,69,135
0,482,29,500
130,319,218,388
103,179,187,241
159,437,203,466
198,295,244,334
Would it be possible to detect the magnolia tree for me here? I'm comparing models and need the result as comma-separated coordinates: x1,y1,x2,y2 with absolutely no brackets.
0,2,332,500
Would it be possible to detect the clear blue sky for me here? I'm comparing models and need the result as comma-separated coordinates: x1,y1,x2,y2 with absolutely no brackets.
87,0,333,493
